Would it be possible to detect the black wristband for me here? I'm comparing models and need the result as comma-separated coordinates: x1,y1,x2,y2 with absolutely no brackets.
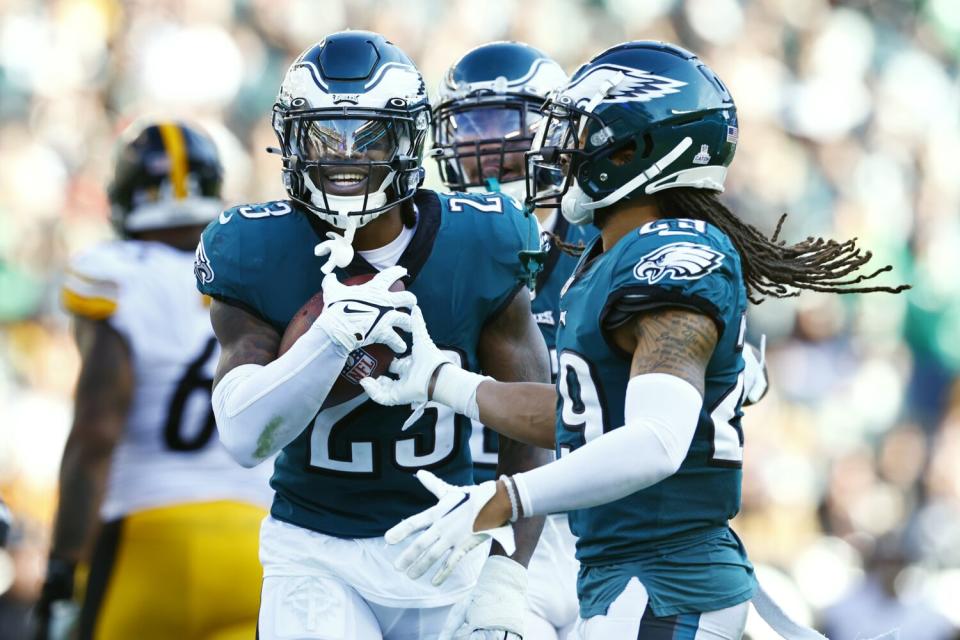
41,557,76,602
0,500,10,548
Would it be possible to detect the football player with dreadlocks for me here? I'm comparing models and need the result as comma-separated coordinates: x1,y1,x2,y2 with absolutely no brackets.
431,41,770,640
362,41,907,639
38,121,271,640
432,41,584,640
196,31,551,639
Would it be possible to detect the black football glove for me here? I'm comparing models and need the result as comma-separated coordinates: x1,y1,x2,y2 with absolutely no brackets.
0,498,10,549
33,557,76,640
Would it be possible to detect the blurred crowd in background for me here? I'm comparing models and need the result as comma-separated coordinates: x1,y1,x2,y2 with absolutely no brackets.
1,0,959,638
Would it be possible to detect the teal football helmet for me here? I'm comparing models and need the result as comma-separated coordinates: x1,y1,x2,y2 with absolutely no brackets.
432,41,567,203
525,41,738,225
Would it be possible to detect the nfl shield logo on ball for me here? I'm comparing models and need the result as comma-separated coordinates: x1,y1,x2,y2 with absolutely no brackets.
341,349,378,384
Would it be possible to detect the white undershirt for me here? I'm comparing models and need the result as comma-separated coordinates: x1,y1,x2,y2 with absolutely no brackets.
358,217,416,270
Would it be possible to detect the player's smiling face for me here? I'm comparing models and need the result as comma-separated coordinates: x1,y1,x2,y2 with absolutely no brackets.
298,118,404,197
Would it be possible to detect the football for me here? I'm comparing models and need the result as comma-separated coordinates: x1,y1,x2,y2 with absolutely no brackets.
278,273,405,406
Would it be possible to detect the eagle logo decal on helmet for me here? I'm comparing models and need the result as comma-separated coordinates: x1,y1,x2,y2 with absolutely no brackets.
562,63,687,107
633,242,724,285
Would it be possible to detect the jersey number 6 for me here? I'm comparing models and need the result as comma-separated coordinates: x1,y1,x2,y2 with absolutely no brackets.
163,337,218,452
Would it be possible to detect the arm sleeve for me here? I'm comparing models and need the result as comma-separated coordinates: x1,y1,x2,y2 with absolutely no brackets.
211,320,350,468
511,373,702,517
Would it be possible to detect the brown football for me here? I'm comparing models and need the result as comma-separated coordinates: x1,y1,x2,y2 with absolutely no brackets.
278,273,405,407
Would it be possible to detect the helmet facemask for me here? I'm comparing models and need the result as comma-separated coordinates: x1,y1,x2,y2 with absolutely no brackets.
273,100,429,230
524,99,595,217
432,94,544,202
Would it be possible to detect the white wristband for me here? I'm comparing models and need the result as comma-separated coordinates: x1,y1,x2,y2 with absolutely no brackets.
432,364,490,421
502,477,521,523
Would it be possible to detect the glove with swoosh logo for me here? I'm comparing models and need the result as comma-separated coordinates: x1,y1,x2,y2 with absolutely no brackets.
385,470,516,586
317,265,417,356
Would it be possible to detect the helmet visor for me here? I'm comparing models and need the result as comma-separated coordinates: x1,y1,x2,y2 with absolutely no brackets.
290,117,413,199
296,118,408,162
434,104,541,188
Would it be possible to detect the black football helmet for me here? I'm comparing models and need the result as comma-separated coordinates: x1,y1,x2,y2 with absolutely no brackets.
108,121,223,235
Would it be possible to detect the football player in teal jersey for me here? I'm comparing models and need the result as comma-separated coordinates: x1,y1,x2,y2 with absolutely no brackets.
432,41,590,640
196,32,552,640
363,41,907,639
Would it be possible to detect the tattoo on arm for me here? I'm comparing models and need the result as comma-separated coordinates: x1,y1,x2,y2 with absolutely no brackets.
52,318,132,562
210,299,281,387
478,288,553,566
630,308,718,394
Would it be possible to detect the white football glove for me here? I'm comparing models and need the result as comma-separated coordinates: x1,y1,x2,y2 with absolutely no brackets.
385,470,515,586
742,336,768,406
316,265,417,355
360,306,490,419
314,220,357,274
439,556,528,640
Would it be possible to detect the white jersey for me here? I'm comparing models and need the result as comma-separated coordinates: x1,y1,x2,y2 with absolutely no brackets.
62,239,272,520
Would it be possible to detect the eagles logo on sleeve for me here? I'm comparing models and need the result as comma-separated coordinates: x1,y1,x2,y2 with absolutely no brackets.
632,242,724,285
194,237,215,285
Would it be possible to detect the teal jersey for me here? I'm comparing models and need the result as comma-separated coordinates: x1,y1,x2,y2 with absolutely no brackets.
196,190,531,538
533,216,600,364
472,216,597,483
554,217,754,615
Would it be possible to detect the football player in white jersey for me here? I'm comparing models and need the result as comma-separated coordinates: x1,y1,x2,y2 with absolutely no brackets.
35,121,272,640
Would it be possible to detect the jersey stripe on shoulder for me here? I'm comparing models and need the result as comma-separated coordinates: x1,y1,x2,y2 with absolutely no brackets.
62,268,120,319
61,241,130,319
61,287,118,319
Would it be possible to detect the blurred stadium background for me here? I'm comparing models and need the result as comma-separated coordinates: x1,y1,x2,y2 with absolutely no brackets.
1,0,959,638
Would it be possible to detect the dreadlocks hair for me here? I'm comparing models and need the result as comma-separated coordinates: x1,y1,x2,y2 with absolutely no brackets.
543,230,586,257
655,188,910,304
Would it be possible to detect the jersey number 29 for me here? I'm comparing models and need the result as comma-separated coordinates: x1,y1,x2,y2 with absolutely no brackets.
557,334,746,467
